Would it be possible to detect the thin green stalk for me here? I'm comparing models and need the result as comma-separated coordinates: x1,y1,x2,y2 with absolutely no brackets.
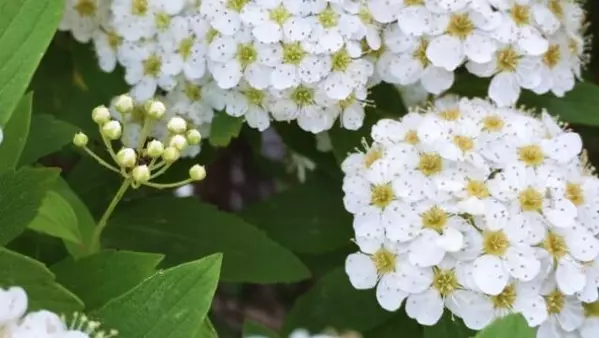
89,179,131,253
143,179,193,190
83,147,121,174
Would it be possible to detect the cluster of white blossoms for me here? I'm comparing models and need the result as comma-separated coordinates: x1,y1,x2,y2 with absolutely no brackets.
343,95,599,337
0,286,117,338
58,0,589,136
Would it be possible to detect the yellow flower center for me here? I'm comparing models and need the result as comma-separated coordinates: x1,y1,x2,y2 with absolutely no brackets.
454,135,474,152
511,4,531,26
447,14,474,40
282,42,307,65
226,0,249,12
371,184,394,208
358,7,373,24
543,44,561,69
421,206,448,233
331,49,352,72
405,0,425,5
184,83,202,101
543,232,568,259
237,43,257,68
290,85,314,106
483,231,510,256
244,88,265,106
483,115,505,132
491,285,517,309
548,0,564,19
496,47,519,72
440,108,461,121
143,55,162,77
413,39,430,67
583,301,599,318
132,0,148,16
269,5,291,24
405,130,420,145
206,28,219,44
433,268,459,297
418,153,443,176
318,6,339,29
74,0,96,16
565,182,585,206
372,248,396,274
107,31,122,51
518,187,543,212
179,37,195,60
154,12,171,31
518,144,545,166
466,180,489,199
363,148,382,168
545,290,565,314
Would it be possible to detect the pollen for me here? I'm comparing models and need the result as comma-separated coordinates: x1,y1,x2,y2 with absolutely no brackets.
206,28,219,44
548,0,564,19
226,0,249,12
363,147,382,168
518,144,545,166
583,301,599,318
405,0,425,5
454,135,474,152
291,86,314,106
496,47,519,72
339,94,356,110
440,108,461,121
518,187,543,212
282,42,307,65
565,182,585,206
75,0,97,17
269,5,291,24
184,83,202,101
483,115,505,132
483,231,510,256
178,37,195,60
107,31,122,51
132,0,148,16
432,268,459,297
143,55,162,77
418,153,443,176
543,44,561,69
466,180,489,199
154,12,171,31
421,206,448,233
372,248,396,274
413,39,430,67
543,232,568,259
545,290,565,314
491,284,517,309
405,130,420,145
331,49,352,72
447,14,474,40
318,7,339,29
244,87,265,106
370,184,394,208
511,4,531,26
358,7,373,24
237,43,258,68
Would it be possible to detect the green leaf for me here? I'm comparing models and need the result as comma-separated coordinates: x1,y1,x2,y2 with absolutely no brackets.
363,312,422,338
243,321,280,338
19,114,78,165
0,167,59,245
196,318,219,338
475,315,535,338
283,268,393,334
0,0,64,125
91,254,222,338
52,176,97,257
0,247,83,312
209,113,243,147
103,197,311,283
423,313,475,338
0,93,32,172
28,190,81,244
240,176,352,254
51,250,164,310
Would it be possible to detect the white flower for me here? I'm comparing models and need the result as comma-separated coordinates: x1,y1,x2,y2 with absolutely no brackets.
123,40,177,101
490,0,549,56
240,0,313,43
222,82,271,131
200,0,250,36
537,287,585,336
160,16,208,81
301,4,358,54
270,42,328,90
163,80,216,126
579,302,599,338
92,28,122,72
0,287,27,326
531,35,576,97
59,0,107,43
345,241,433,311
321,48,373,100
111,0,185,41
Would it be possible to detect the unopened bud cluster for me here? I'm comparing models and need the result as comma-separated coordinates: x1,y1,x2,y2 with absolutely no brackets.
73,94,207,189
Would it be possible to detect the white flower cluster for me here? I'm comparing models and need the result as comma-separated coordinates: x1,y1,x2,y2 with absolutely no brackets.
342,95,599,337
58,0,588,136
0,286,117,338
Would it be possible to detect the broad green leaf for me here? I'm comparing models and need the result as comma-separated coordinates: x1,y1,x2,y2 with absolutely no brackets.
6,230,67,266
28,190,81,244
0,248,83,312
363,312,422,338
91,254,222,338
475,315,535,338
210,113,243,147
52,176,97,257
196,318,219,338
243,321,280,338
0,93,32,172
19,114,78,165
51,250,164,310
240,176,352,254
0,167,59,245
0,0,64,125
423,313,475,338
103,197,311,283
283,268,393,334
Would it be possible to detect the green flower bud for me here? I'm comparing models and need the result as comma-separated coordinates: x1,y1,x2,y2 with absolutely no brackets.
168,134,188,151
101,121,122,140
92,105,111,125
115,94,134,114
189,164,206,181
73,132,89,147
167,117,187,134
146,140,164,158
186,129,202,145
162,146,180,163
116,148,137,168
132,165,150,184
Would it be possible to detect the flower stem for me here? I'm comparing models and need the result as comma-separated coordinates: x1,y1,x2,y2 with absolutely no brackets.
89,179,131,253
83,147,121,174
143,179,192,190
